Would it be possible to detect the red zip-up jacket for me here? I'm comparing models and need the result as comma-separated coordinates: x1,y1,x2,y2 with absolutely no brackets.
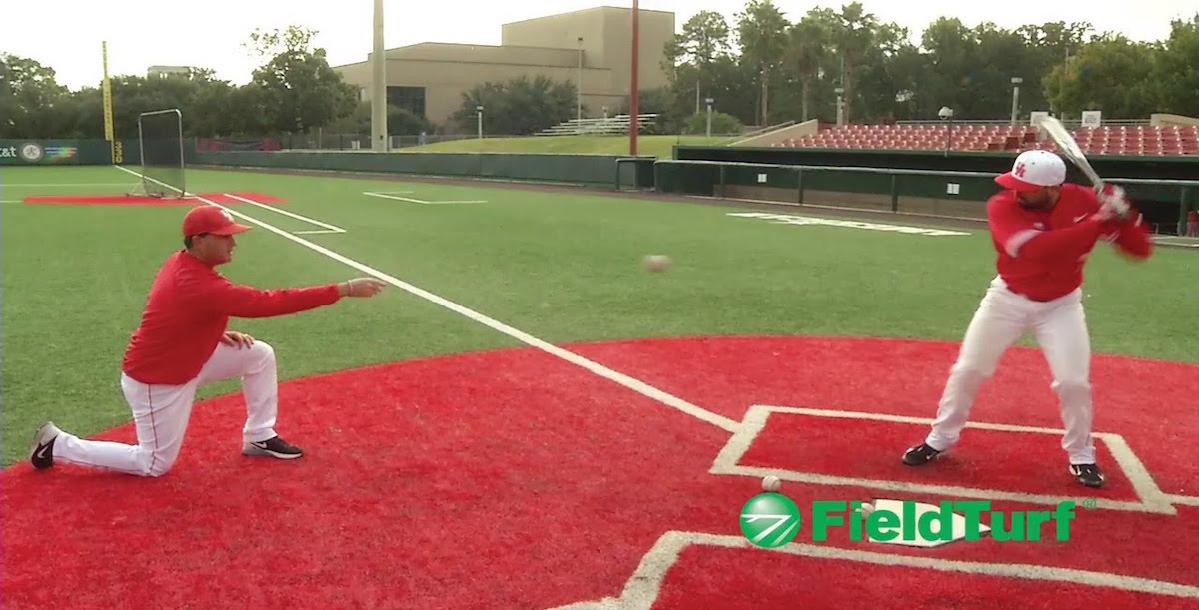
122,251,341,384
987,184,1152,302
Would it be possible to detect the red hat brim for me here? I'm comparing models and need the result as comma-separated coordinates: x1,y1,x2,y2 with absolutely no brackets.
206,222,252,236
995,172,1045,193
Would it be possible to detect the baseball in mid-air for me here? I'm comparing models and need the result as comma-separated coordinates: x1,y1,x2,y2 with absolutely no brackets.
762,475,781,492
643,254,671,272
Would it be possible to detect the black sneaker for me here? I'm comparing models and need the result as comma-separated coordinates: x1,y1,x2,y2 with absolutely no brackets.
243,436,303,460
901,442,941,466
29,422,62,470
1070,463,1105,488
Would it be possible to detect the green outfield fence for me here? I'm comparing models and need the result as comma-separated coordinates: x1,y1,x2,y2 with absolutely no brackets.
653,159,1199,236
1,138,652,189
192,149,656,188
0,139,141,166
4,137,1194,236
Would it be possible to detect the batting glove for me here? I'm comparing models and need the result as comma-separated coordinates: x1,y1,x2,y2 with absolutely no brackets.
1097,184,1132,221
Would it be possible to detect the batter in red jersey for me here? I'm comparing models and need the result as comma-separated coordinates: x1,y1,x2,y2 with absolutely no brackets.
28,205,388,476
901,150,1152,487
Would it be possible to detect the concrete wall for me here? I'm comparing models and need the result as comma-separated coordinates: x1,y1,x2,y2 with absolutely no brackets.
338,47,617,126
502,7,673,94
1151,113,1199,127
335,6,674,128
731,120,819,147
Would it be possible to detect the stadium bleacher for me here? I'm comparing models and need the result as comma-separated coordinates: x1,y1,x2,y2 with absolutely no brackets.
773,123,1199,156
536,114,659,136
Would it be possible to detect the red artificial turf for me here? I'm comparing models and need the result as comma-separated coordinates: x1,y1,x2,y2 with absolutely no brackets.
3,336,1195,608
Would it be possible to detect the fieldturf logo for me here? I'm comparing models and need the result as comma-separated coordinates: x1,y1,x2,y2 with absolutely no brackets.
740,494,1077,548
739,493,802,548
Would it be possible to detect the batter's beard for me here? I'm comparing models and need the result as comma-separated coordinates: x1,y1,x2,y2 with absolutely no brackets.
1017,195,1056,210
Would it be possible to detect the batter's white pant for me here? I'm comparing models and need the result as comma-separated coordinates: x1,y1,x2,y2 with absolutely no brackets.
926,277,1096,464
52,341,280,476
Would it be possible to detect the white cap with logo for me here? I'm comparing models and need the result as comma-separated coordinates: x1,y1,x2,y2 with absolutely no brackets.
995,150,1066,192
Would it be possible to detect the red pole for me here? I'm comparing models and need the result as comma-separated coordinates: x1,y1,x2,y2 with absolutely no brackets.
629,0,639,156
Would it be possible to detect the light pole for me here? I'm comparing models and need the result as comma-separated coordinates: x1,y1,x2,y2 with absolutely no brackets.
834,87,845,126
577,36,584,125
1010,77,1023,125
705,97,714,137
476,105,484,140
939,106,955,156
370,0,388,151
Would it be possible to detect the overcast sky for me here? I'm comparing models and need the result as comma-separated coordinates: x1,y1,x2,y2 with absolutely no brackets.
4,0,1196,91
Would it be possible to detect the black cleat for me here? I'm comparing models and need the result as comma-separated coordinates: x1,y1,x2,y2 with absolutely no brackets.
243,436,304,460
901,442,941,466
29,422,62,470
1070,463,1105,488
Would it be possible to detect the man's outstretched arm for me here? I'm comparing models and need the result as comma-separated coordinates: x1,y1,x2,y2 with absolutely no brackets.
209,277,387,318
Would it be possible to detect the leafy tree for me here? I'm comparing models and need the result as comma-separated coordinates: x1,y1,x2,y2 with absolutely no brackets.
0,54,68,138
450,76,576,135
1019,21,1094,116
245,25,357,133
736,0,789,125
786,15,829,122
683,110,742,135
1150,15,1199,115
1045,34,1158,118
329,101,433,135
845,21,909,122
664,11,732,114
829,2,880,123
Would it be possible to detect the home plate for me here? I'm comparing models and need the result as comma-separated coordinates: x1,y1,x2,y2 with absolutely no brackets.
865,499,991,548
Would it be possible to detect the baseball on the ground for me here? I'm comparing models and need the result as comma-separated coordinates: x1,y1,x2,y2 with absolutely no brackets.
643,254,671,272
762,475,782,492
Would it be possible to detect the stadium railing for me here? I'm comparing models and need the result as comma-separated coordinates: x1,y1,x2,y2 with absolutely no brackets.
653,159,1199,236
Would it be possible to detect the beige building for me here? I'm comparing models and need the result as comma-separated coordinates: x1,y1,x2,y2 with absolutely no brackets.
333,6,674,129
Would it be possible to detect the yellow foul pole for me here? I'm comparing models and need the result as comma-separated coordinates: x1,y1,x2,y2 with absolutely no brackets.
102,41,121,163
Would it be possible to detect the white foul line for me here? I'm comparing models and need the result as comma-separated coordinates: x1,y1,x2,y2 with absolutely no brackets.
222,193,345,234
113,165,737,433
363,191,486,205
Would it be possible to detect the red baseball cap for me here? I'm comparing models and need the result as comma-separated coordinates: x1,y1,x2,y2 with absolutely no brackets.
182,205,251,237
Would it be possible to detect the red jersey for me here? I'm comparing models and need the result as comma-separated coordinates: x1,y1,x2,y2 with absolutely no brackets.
986,183,1152,302
122,251,341,384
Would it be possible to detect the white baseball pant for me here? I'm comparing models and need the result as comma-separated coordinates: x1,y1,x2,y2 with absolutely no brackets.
52,341,280,476
925,276,1096,464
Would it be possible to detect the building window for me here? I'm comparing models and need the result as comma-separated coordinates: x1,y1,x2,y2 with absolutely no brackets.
387,86,426,118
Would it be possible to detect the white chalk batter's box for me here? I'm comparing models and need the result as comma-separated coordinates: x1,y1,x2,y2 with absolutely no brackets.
710,405,1191,515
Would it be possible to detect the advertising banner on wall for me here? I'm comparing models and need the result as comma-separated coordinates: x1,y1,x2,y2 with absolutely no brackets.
0,140,84,165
